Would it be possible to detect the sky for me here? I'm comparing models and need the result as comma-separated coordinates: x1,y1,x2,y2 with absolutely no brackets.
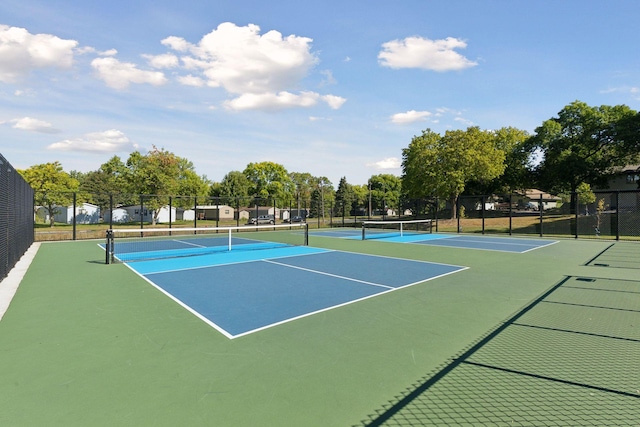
1,0,640,186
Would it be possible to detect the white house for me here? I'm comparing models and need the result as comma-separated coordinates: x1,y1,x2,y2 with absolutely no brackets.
178,208,196,221
52,203,101,224
121,205,177,224
103,208,131,224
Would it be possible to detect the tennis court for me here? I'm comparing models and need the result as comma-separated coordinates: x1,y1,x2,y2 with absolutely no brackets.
124,246,466,338
1,223,638,426
314,220,557,253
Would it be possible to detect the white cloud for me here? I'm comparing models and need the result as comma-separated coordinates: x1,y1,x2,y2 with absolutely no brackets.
143,53,179,69
182,22,318,94
159,22,344,111
178,74,206,87
91,57,168,90
368,157,401,170
309,116,331,122
322,94,347,109
0,25,78,83
601,86,640,99
319,69,336,86
378,36,477,71
10,117,61,133
224,91,346,111
76,46,118,56
454,116,475,126
391,110,432,124
224,91,317,111
161,36,193,52
14,88,36,97
47,129,138,153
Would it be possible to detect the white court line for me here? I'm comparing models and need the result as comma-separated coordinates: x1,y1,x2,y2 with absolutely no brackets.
263,259,395,290
174,239,207,248
230,265,469,339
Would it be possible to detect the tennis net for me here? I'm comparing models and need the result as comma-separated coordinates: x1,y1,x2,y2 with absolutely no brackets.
105,223,308,264
361,219,432,240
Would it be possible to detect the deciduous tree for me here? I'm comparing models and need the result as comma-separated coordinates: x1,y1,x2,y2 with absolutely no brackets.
402,127,506,218
530,101,639,195
243,161,295,204
18,161,79,227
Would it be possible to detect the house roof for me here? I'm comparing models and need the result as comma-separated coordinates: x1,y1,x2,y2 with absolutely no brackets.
620,164,640,173
195,205,234,209
516,189,562,201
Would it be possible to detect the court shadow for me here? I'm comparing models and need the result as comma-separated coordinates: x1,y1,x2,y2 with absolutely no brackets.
355,276,640,425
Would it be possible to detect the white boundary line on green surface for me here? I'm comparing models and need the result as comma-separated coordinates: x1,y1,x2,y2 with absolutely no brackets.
0,243,40,322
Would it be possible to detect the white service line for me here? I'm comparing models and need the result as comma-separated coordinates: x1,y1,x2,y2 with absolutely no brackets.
263,259,395,290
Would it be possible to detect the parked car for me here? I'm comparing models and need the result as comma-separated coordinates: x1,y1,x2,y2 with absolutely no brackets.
248,215,275,225
284,215,305,223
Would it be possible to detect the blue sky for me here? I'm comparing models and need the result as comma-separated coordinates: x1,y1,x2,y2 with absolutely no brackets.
1,0,639,186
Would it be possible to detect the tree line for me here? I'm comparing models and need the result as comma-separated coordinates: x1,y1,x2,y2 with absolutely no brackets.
18,100,640,226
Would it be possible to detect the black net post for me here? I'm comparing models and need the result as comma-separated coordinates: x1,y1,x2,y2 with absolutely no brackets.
168,196,173,231
105,229,113,264
304,223,309,246
139,195,144,232
108,194,113,230
193,196,198,230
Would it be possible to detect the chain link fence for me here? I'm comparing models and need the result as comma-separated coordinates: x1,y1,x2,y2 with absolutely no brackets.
456,191,640,240
0,153,34,282
30,190,640,242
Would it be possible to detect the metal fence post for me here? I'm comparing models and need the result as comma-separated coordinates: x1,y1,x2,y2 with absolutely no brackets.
539,193,543,237
456,197,461,233
574,192,579,239
481,195,486,235
72,192,77,240
508,193,513,235
615,191,620,241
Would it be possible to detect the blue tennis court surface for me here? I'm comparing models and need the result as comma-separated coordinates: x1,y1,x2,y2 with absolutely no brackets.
126,248,467,339
312,230,557,253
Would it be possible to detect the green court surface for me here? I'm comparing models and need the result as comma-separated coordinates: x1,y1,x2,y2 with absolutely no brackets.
0,234,638,426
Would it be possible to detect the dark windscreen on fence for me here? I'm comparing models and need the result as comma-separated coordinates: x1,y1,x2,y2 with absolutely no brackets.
0,153,34,282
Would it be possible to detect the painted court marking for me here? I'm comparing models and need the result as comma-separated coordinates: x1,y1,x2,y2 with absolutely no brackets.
313,229,557,253
124,248,467,339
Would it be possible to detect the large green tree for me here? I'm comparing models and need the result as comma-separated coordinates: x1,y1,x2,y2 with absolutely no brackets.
243,161,295,204
402,127,506,218
530,101,640,195
368,174,402,215
309,176,334,220
333,176,355,216
174,158,211,208
125,147,208,224
215,171,251,204
289,172,316,202
77,155,132,211
19,161,80,227
466,127,533,194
